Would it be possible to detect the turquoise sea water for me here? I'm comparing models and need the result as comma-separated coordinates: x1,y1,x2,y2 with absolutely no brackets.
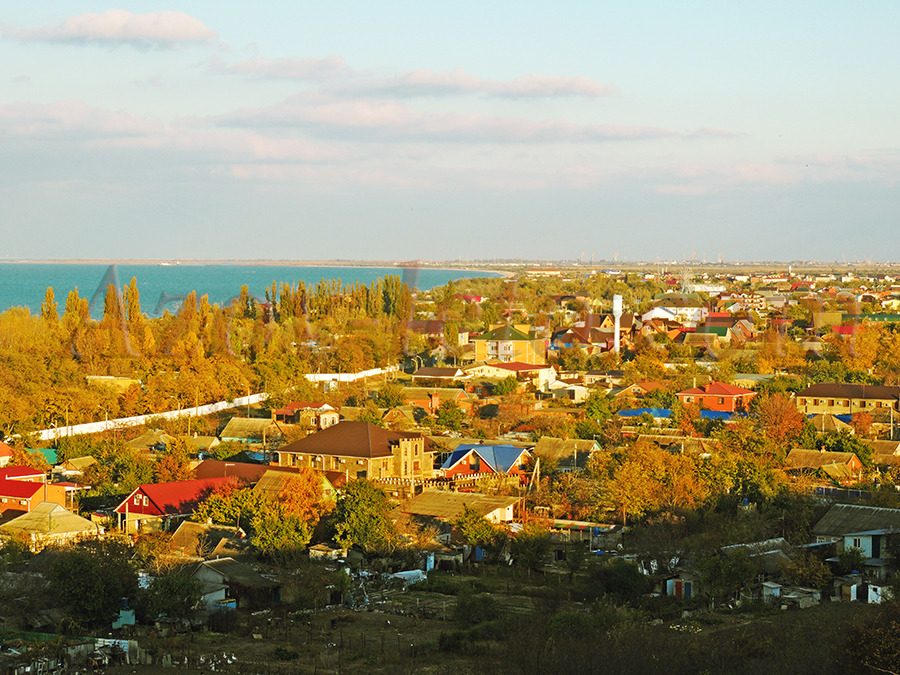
0,263,499,319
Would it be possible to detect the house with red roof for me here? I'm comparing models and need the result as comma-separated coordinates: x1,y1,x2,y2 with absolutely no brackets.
676,382,757,412
0,466,47,483
270,402,339,429
0,480,66,520
114,477,230,534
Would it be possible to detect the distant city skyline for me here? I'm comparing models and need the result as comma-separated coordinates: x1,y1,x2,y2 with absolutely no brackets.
2,2,898,262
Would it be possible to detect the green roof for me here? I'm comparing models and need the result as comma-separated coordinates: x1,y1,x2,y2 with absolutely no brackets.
472,325,533,341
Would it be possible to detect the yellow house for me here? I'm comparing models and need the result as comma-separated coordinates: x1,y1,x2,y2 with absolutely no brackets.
471,324,546,364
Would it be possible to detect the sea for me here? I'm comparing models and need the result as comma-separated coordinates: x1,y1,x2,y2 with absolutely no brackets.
0,263,500,319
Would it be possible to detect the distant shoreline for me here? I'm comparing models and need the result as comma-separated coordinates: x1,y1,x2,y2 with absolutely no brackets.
0,259,515,280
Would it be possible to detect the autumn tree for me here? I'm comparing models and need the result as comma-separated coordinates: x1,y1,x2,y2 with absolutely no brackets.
851,411,874,438
756,393,806,448
40,287,58,326
154,437,193,483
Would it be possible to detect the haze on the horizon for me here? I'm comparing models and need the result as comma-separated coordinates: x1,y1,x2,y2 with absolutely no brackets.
1,2,898,263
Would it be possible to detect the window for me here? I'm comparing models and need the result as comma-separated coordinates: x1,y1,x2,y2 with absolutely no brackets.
18,500,26,506
134,495,141,506
143,496,149,506
718,397,725,405
1,498,6,503
852,538,862,549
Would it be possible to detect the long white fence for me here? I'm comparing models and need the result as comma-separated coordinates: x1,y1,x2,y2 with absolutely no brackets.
34,365,401,441
34,393,269,441
304,365,399,383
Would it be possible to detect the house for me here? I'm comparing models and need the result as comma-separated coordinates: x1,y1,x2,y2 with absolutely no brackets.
796,383,900,415
127,429,175,453
252,469,340,502
273,421,434,482
192,557,279,610
0,466,47,483
411,367,466,382
167,521,251,562
220,417,284,446
532,437,599,473
401,387,473,414
813,504,900,543
644,296,708,327
471,324,546,364
114,477,230,534
676,382,756,412
0,502,103,552
785,449,863,482
398,489,523,525
270,402,339,430
0,480,66,521
438,444,531,480
583,370,626,387
54,455,97,479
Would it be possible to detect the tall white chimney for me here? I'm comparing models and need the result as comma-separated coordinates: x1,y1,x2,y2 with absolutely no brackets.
612,294,623,354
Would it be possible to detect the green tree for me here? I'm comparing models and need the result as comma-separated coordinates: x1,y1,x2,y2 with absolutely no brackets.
372,382,405,408
511,522,550,574
49,539,137,625
436,399,465,431
837,546,866,575
493,375,519,395
146,574,203,620
332,480,396,554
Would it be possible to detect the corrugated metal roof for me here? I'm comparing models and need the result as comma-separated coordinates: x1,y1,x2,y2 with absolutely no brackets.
814,504,900,538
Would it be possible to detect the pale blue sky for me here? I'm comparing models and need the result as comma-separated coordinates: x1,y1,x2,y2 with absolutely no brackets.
1,2,898,262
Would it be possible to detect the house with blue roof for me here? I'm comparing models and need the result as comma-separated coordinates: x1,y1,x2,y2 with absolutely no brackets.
439,444,531,481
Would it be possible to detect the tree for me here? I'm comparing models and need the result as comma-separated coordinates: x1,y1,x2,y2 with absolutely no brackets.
780,553,832,589
40,287,58,326
154,437,193,482
332,480,396,554
851,411,874,438
277,467,333,524
250,503,313,555
146,574,203,620
756,393,806,448
696,551,757,604
837,546,866,575
372,382,405,409
49,539,137,625
511,522,550,574
436,399,465,431
493,375,519,395
455,504,505,559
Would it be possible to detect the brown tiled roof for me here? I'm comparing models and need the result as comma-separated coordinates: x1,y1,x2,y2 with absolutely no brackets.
277,421,423,459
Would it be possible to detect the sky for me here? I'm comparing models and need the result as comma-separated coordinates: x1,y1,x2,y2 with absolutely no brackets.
1,2,898,263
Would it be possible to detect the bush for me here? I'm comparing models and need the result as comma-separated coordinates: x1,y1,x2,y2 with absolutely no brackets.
453,591,502,625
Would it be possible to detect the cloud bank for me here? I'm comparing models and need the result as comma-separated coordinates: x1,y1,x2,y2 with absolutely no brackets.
6,9,217,47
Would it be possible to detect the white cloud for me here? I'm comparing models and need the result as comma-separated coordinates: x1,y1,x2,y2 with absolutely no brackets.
215,94,670,143
6,9,217,47
338,68,618,98
216,55,354,81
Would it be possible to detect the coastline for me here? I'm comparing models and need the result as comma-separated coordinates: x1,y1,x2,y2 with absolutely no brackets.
0,259,516,279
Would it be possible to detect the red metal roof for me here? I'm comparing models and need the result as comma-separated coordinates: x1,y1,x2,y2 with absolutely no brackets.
0,466,44,480
0,480,44,499
114,477,230,516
